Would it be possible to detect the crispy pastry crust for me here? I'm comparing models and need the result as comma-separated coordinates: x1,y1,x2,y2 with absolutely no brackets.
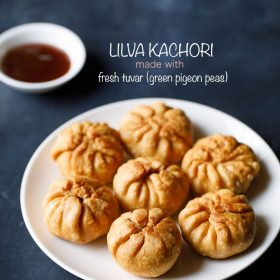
43,176,120,244
119,102,193,164
107,208,182,277
51,122,125,183
113,157,189,215
182,134,260,195
179,189,256,259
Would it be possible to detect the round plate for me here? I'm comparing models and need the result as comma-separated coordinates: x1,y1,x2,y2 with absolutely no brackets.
20,98,280,280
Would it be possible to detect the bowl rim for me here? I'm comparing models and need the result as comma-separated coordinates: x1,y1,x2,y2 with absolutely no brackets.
0,22,86,91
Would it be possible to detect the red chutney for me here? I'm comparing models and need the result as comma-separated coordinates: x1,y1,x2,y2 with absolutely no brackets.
1,44,70,82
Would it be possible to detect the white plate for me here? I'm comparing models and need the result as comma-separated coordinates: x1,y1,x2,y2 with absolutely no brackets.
21,98,280,280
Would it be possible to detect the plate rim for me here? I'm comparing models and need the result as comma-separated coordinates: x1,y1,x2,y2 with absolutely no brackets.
20,97,280,280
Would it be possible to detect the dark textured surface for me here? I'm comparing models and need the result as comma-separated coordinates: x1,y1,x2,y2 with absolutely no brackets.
0,0,279,279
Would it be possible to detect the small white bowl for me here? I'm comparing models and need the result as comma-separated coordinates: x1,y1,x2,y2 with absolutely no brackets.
0,22,86,93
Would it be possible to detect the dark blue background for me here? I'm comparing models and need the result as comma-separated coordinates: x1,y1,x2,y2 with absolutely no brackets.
0,0,279,279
